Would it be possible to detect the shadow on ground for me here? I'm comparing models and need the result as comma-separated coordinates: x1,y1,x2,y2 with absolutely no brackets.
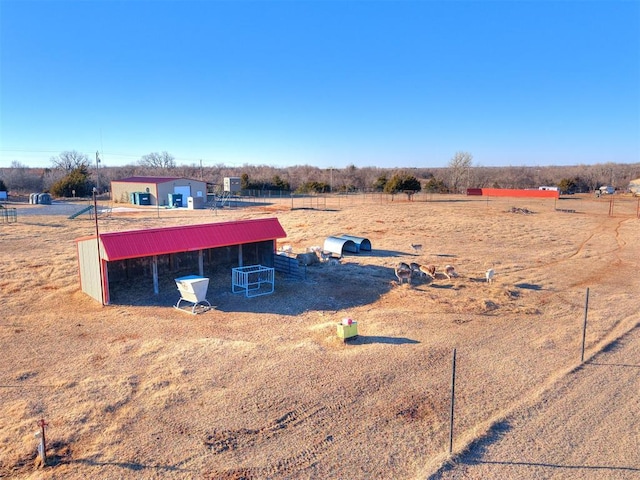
343,335,420,345
108,264,399,315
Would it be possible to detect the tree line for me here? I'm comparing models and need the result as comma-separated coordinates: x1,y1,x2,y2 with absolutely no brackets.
1,150,638,198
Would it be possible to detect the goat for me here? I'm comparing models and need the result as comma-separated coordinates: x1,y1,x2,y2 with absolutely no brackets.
410,262,423,277
317,250,333,263
395,262,412,285
443,264,456,279
486,268,495,284
410,243,423,254
279,244,293,254
309,245,333,263
419,264,437,278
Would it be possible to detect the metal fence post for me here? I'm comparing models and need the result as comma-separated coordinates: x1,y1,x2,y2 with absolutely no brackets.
581,288,590,363
449,348,457,455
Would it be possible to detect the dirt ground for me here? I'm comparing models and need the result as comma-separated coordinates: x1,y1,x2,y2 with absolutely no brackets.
1,193,638,479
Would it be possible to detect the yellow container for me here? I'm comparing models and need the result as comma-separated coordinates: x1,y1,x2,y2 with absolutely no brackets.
337,321,358,340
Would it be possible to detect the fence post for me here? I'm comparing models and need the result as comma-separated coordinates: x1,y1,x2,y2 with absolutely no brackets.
35,419,48,466
449,348,457,455
581,288,590,363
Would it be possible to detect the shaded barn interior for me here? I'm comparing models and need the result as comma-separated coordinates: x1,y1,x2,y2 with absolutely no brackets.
106,241,275,305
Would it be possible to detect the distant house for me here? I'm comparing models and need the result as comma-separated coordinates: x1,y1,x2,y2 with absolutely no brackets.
598,186,615,195
110,176,208,207
628,178,640,196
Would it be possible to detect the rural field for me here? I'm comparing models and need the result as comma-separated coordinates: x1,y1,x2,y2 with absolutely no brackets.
1,193,639,479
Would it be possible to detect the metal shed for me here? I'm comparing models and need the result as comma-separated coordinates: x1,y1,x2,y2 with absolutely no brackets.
337,235,371,252
75,218,287,305
224,177,242,192
110,176,208,207
323,236,359,257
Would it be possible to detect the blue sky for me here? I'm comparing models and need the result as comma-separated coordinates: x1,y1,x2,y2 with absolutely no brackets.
1,0,639,169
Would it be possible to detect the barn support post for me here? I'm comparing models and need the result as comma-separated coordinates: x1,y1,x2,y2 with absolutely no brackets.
238,244,244,267
101,259,110,304
152,256,159,295
198,250,204,277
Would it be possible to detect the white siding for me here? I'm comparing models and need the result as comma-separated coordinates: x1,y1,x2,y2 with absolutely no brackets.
77,239,103,303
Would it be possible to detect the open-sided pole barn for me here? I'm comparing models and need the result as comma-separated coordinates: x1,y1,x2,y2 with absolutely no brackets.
75,218,287,304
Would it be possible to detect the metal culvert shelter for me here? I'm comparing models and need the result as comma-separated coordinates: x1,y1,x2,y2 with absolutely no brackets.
337,235,371,252
323,236,358,257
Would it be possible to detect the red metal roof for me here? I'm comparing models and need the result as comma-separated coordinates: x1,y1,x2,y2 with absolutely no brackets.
77,218,286,261
112,176,195,184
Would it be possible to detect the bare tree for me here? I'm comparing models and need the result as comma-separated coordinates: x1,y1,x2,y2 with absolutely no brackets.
341,164,365,191
139,151,176,170
447,151,473,193
50,150,90,172
4,161,45,192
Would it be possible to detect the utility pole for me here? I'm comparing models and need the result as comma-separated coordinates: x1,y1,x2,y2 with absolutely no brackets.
95,151,101,194
93,188,104,306
329,167,333,193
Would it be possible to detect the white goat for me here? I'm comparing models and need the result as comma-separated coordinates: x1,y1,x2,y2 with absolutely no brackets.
486,268,495,284
279,244,293,254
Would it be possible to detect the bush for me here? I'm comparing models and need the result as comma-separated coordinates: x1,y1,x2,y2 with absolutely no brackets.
49,166,93,197
383,174,421,194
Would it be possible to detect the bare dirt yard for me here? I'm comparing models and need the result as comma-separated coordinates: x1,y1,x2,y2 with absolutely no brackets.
1,193,639,479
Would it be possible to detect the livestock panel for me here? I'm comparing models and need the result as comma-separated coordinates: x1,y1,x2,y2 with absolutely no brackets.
232,265,275,297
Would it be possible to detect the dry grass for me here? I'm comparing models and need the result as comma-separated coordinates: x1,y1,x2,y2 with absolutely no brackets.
1,194,639,479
